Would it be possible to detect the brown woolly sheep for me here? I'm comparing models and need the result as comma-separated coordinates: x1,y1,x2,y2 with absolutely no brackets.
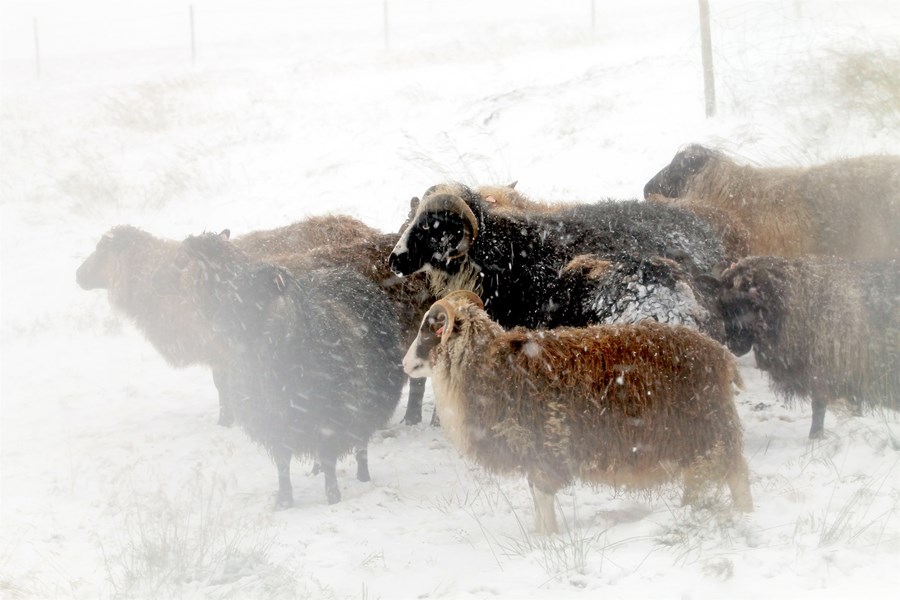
403,291,754,535
644,144,900,259
75,215,379,426
717,255,900,438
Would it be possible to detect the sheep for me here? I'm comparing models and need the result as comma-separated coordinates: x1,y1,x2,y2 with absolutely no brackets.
75,215,379,426
716,255,900,438
403,291,754,534
278,233,438,425
643,144,900,259
165,232,406,507
233,214,382,256
388,186,728,335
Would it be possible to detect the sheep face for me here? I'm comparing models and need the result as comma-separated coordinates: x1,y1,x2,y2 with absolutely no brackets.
76,226,141,290
718,258,785,356
643,144,717,199
389,193,479,277
403,291,484,377
403,303,451,378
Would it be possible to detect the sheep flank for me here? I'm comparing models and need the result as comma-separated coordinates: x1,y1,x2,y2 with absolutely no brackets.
718,255,900,438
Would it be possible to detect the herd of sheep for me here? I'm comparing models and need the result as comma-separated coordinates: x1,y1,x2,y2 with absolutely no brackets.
76,144,900,534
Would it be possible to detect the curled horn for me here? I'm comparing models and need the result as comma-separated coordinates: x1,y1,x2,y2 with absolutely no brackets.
428,301,457,344
427,193,479,259
442,290,484,310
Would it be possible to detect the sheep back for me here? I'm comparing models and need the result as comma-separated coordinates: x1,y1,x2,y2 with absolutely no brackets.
436,317,745,495
276,233,435,344
233,214,380,257
548,253,725,341
646,145,900,259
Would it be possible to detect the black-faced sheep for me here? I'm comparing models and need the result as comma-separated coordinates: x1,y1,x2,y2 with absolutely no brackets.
644,144,900,259
76,216,381,426
403,291,753,534
717,255,900,438
388,186,727,335
165,232,406,507
277,232,438,425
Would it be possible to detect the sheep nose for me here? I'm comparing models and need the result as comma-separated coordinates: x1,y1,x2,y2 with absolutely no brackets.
388,251,407,277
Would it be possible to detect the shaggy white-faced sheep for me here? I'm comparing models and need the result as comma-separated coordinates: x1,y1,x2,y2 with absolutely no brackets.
403,291,753,534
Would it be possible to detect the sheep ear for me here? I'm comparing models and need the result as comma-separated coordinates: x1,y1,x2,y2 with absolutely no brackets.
219,229,231,241
507,180,518,189
430,302,457,344
431,311,447,336
439,312,456,344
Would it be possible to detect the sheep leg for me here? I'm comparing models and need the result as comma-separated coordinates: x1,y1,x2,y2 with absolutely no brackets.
273,446,294,510
212,368,234,427
528,479,558,535
355,444,370,482
809,397,827,439
401,377,427,425
680,467,703,508
726,456,754,512
318,446,341,505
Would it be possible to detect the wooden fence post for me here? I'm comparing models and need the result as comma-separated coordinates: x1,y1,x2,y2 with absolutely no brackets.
698,0,716,117
383,0,390,51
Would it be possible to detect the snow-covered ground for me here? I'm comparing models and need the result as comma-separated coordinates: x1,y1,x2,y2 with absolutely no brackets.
2,1,899,598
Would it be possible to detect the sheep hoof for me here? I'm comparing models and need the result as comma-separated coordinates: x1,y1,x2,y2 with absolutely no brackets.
808,428,825,440
402,414,422,426
326,488,341,505
274,493,294,511
217,410,234,427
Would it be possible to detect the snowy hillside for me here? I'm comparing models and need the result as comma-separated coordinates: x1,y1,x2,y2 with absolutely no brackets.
1,1,898,598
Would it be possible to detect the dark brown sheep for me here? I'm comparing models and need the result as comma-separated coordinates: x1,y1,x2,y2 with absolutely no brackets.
161,232,406,507
644,144,900,259
75,215,380,426
403,291,753,534
276,232,438,424
717,255,900,438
